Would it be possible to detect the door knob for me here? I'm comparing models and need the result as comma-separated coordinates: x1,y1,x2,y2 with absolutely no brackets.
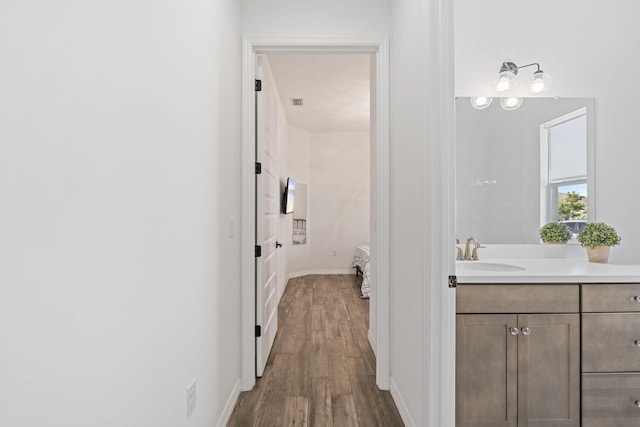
276,241,283,248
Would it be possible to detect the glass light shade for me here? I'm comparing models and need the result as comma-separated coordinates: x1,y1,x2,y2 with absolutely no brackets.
495,70,516,93
528,70,552,95
470,96,493,110
500,97,523,111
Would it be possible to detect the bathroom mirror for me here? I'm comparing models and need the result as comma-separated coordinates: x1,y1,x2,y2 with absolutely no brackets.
455,97,595,244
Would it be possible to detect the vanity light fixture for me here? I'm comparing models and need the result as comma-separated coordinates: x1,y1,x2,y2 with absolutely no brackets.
469,96,493,110
494,61,552,95
529,69,552,95
500,96,524,111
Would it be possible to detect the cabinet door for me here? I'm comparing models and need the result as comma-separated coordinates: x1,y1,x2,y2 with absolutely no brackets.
582,373,640,427
582,313,640,372
456,314,518,427
517,314,580,427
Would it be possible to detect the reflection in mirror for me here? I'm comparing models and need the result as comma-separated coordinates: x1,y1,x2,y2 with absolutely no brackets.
455,97,595,244
292,183,307,245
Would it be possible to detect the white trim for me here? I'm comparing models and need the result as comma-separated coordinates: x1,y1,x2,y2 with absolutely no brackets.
424,0,456,426
374,37,390,391
240,36,256,391
216,379,242,427
540,123,550,226
287,269,355,279
390,378,416,427
539,107,589,226
586,101,596,222
368,328,377,356
241,36,391,392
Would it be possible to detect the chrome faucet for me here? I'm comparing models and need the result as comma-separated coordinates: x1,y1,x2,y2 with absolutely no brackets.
464,237,481,261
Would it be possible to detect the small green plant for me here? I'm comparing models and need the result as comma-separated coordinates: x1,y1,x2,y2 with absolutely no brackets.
578,222,621,248
539,222,572,243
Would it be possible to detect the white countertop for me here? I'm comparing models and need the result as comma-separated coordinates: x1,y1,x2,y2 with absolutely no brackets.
456,258,640,284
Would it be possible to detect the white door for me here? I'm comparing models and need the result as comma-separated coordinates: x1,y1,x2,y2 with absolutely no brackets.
255,59,279,377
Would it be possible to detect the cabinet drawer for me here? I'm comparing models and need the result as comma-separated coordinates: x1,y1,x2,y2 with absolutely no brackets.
582,373,640,427
582,284,640,312
456,285,579,314
583,313,640,372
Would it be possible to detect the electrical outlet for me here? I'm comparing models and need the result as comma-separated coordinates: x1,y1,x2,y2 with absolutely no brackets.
187,379,197,418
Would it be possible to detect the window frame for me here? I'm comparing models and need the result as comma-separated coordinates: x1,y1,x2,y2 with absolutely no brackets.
540,107,591,227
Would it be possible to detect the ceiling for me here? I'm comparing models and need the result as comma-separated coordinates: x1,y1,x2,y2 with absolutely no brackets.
265,53,370,132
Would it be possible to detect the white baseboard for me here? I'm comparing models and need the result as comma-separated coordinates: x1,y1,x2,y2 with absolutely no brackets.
288,269,354,279
216,379,241,427
368,328,377,356
390,378,416,427
277,276,289,304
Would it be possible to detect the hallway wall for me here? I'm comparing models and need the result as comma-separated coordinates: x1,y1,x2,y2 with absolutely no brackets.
388,0,430,424
0,1,243,426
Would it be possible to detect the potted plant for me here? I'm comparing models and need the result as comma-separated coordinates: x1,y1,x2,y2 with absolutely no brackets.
577,222,621,263
539,222,571,244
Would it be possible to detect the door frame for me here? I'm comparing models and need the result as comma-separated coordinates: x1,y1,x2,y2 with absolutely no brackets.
240,36,391,391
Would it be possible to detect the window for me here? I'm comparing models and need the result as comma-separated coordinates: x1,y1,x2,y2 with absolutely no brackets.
540,108,588,226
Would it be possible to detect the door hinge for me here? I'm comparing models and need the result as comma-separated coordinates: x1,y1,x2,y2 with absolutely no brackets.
255,162,262,174
255,245,262,257
255,325,262,337
255,79,262,92
448,275,458,288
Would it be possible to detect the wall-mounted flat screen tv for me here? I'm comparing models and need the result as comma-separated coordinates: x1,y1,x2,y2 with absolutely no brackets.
282,177,295,214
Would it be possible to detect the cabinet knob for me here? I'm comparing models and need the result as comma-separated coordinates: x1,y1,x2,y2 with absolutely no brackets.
521,327,531,336
509,327,519,336
635,340,640,348
632,296,640,303
636,400,640,408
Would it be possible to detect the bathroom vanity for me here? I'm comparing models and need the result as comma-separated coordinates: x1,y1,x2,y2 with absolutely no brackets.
456,259,640,427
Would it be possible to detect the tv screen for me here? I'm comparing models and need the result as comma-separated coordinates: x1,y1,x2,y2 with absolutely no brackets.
282,177,295,214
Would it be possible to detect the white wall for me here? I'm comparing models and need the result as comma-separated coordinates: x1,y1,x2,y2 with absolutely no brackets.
389,0,430,424
310,131,371,271
0,1,242,426
455,0,640,263
241,0,390,35
285,126,313,275
284,129,370,275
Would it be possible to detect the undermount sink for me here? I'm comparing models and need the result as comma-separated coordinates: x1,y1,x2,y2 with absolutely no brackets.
457,262,526,272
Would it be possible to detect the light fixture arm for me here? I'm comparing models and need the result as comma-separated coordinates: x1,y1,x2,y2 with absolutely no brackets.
499,61,542,75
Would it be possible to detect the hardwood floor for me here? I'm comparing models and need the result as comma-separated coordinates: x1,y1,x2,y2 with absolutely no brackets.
228,274,404,427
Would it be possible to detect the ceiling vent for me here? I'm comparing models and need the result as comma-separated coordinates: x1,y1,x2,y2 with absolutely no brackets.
290,98,304,107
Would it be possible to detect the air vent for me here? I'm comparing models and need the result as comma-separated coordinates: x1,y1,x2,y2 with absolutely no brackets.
290,98,304,107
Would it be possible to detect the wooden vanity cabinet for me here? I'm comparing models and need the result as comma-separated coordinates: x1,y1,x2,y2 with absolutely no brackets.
581,284,640,427
456,285,580,427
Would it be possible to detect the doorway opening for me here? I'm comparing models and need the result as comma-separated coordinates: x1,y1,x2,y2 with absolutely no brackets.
255,52,373,378
240,37,390,392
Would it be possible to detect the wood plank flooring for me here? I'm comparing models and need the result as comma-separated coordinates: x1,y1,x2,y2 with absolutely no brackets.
228,274,404,427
